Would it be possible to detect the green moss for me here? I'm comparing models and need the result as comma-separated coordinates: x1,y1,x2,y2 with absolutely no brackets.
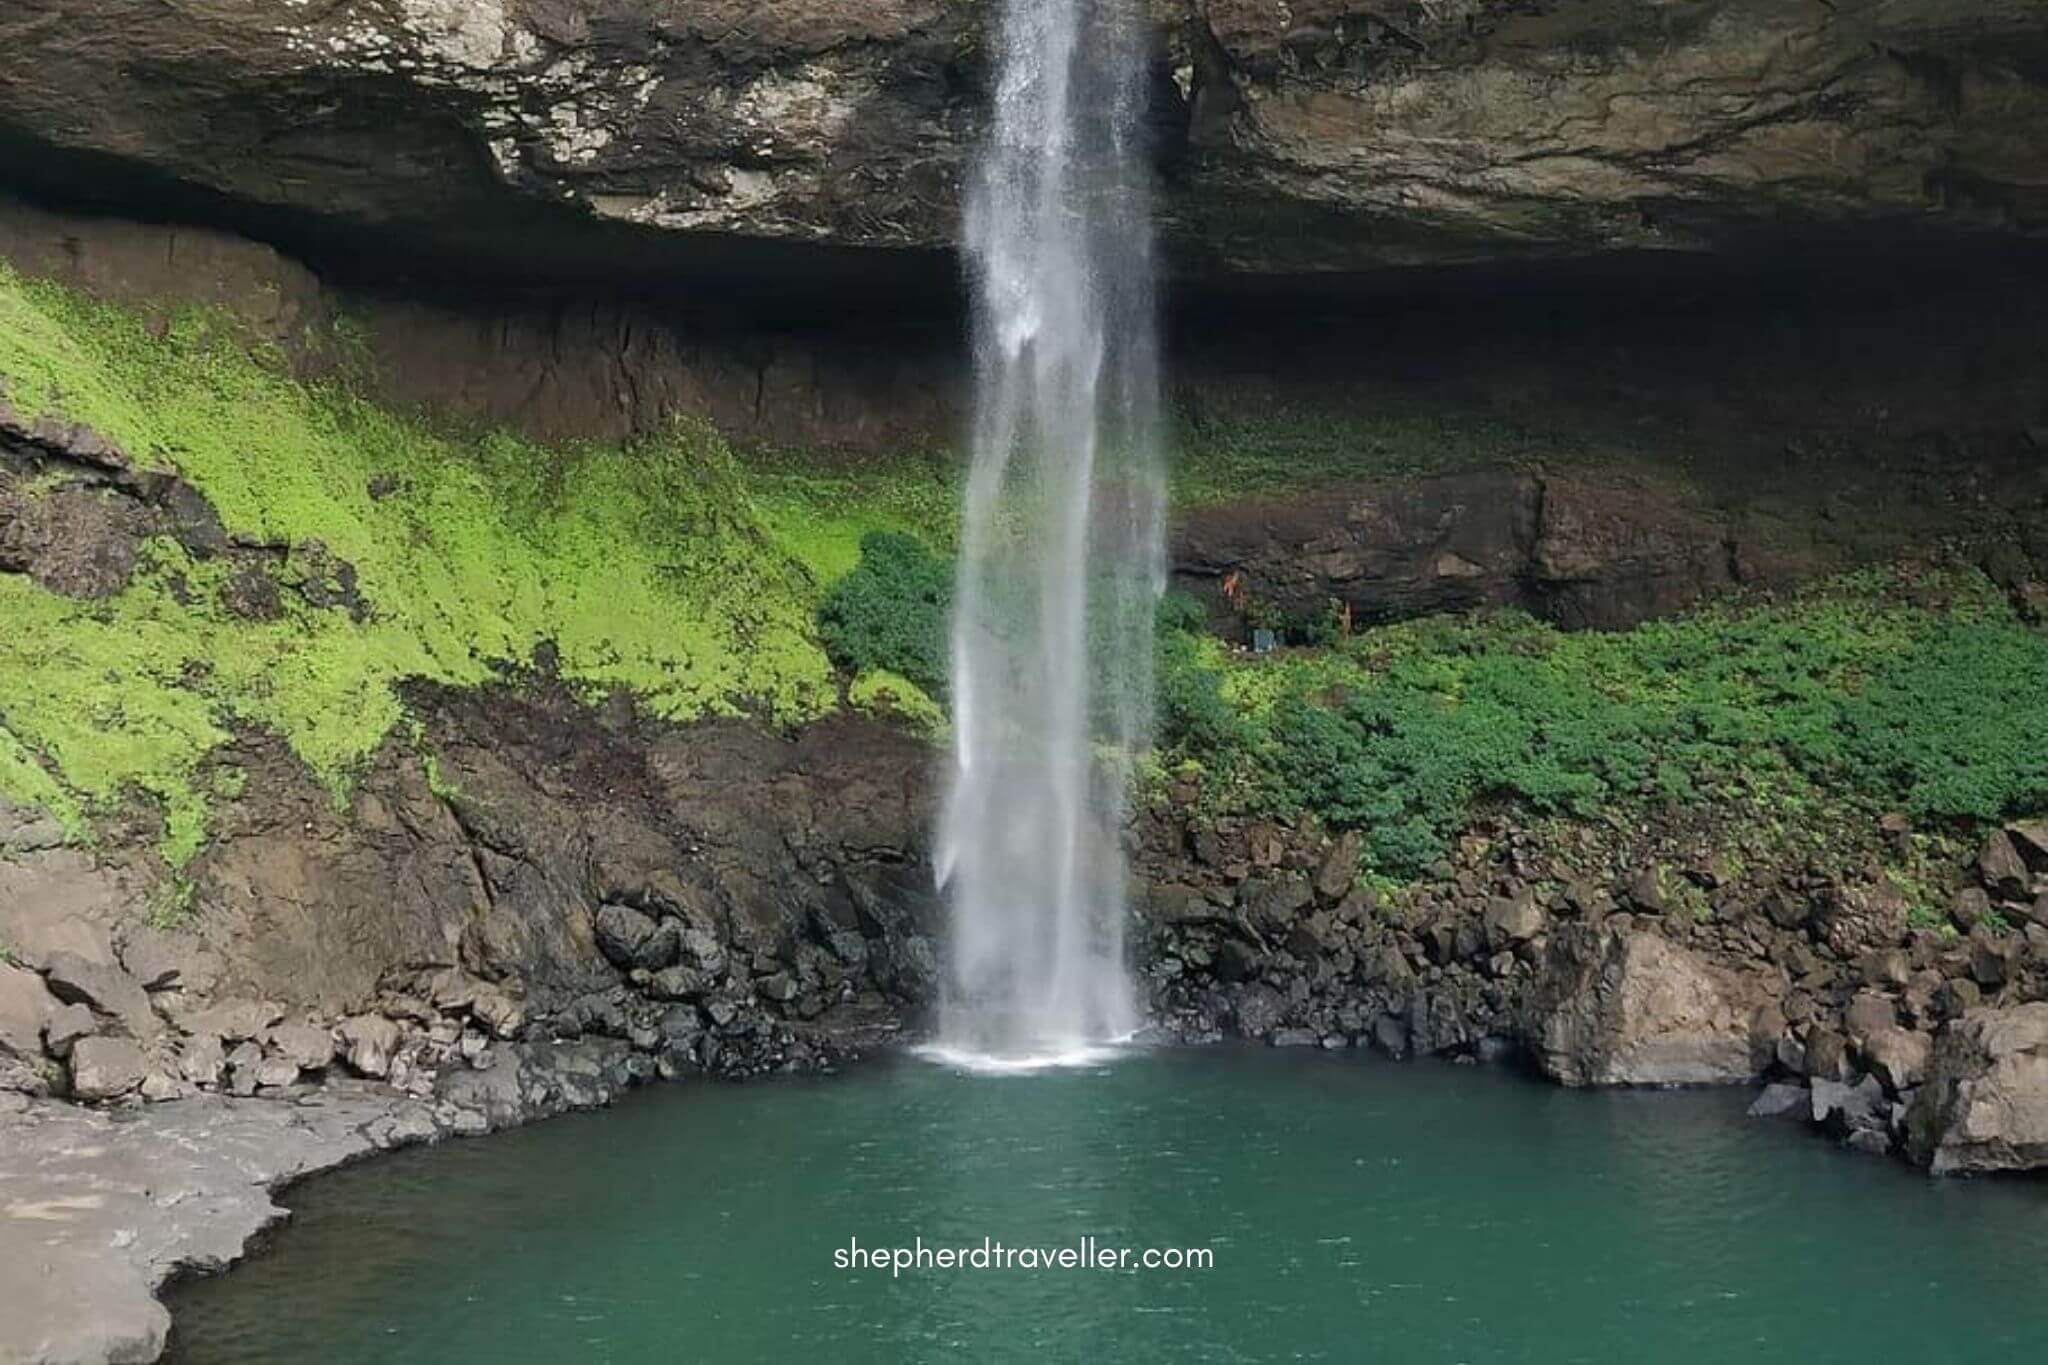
848,668,947,735
0,264,897,866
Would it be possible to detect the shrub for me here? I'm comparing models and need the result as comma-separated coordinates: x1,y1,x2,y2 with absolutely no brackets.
817,532,952,695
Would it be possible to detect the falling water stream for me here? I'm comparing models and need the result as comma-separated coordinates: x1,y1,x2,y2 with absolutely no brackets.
930,0,1165,1069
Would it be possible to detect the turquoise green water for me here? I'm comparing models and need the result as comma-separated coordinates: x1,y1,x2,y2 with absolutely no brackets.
166,1048,2048,1363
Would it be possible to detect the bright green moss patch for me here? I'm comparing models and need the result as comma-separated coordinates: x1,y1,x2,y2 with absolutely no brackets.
1158,569,2048,877
849,668,947,735
0,264,874,864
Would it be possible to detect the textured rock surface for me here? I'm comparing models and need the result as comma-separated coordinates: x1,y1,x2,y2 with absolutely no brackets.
1906,1003,2048,1175
1528,928,1777,1086
0,1,2040,282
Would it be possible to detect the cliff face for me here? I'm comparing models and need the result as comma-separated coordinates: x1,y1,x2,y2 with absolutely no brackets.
0,1,2042,284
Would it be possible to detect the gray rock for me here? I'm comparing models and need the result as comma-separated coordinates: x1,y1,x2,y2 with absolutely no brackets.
224,1040,264,1097
1747,1082,1809,1120
756,971,798,1003
68,1036,146,1101
594,903,675,971
178,997,283,1043
179,1032,226,1087
42,1002,98,1059
338,1014,403,1078
1907,1003,2048,1175
1979,829,2031,899
1484,892,1546,946
1804,1028,1852,1082
1313,831,1361,904
41,950,159,1041
1811,1074,1885,1131
1843,992,1897,1045
252,1052,303,1089
0,961,60,1095
1232,983,1285,1039
265,1021,337,1072
1270,1028,1320,1048
1950,887,1991,931
1526,928,1774,1086
648,965,712,1003
1863,1026,1932,1094
0,795,66,853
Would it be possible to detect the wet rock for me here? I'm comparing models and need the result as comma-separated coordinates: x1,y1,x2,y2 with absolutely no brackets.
67,1036,146,1101
337,1014,402,1078
1232,984,1285,1040
1527,928,1774,1087
1747,1082,1809,1120
1811,1074,1886,1131
41,950,159,1041
1906,1003,2048,1175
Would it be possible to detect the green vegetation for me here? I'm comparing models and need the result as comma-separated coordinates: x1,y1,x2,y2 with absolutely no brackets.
817,531,953,697
0,265,908,864
1155,569,2048,877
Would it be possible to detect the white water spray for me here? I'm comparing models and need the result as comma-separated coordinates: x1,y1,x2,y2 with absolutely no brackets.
931,0,1165,1068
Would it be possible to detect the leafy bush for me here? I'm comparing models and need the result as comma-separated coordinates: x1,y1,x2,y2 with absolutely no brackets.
1155,570,2048,876
817,532,952,695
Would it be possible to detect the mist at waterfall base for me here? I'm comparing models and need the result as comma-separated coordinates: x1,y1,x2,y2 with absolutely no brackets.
929,0,1166,1069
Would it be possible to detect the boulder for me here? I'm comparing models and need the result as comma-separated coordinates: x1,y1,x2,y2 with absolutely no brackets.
1527,928,1776,1087
1313,832,1360,904
176,997,283,1043
1843,993,1898,1045
1906,1004,2048,1175
0,960,60,1094
593,904,679,971
67,1036,146,1101
265,1021,337,1072
178,1032,226,1087
1483,893,1546,947
41,1002,98,1059
41,951,159,1041
1747,1082,1809,1120
1978,830,2031,900
337,1014,403,1078
1863,1026,1933,1094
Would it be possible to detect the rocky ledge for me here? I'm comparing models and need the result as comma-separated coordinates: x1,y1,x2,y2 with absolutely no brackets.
1133,791,2048,1175
0,1,2040,284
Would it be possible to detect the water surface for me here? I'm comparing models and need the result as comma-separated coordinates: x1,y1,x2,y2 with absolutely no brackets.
167,1048,2048,1363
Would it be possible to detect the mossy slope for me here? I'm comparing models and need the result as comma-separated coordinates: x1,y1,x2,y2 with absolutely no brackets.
0,266,942,864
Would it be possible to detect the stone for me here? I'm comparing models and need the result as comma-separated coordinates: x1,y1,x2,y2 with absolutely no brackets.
265,1021,337,1072
1313,831,1361,904
179,1032,226,1087
1906,1003,2048,1175
41,950,159,1041
1978,829,2031,899
593,903,659,970
1811,1074,1886,1132
1804,1029,1852,1083
1747,1082,1809,1120
1232,984,1285,1040
337,1014,403,1078
1864,1026,1932,1094
42,1002,98,1059
0,795,66,853
1949,887,1991,931
68,1035,146,1101
1484,893,1546,947
252,1052,303,1089
0,961,60,1094
225,1040,264,1096
1843,993,1897,1045
1527,929,1775,1087
648,965,712,1003
756,972,798,1004
1968,929,2017,989
1270,1028,1319,1048
1933,978,1981,1021
2006,819,2048,869
179,997,285,1042
1627,867,1671,916
117,926,220,994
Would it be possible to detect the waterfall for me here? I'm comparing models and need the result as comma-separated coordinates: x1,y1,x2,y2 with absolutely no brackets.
931,0,1165,1067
